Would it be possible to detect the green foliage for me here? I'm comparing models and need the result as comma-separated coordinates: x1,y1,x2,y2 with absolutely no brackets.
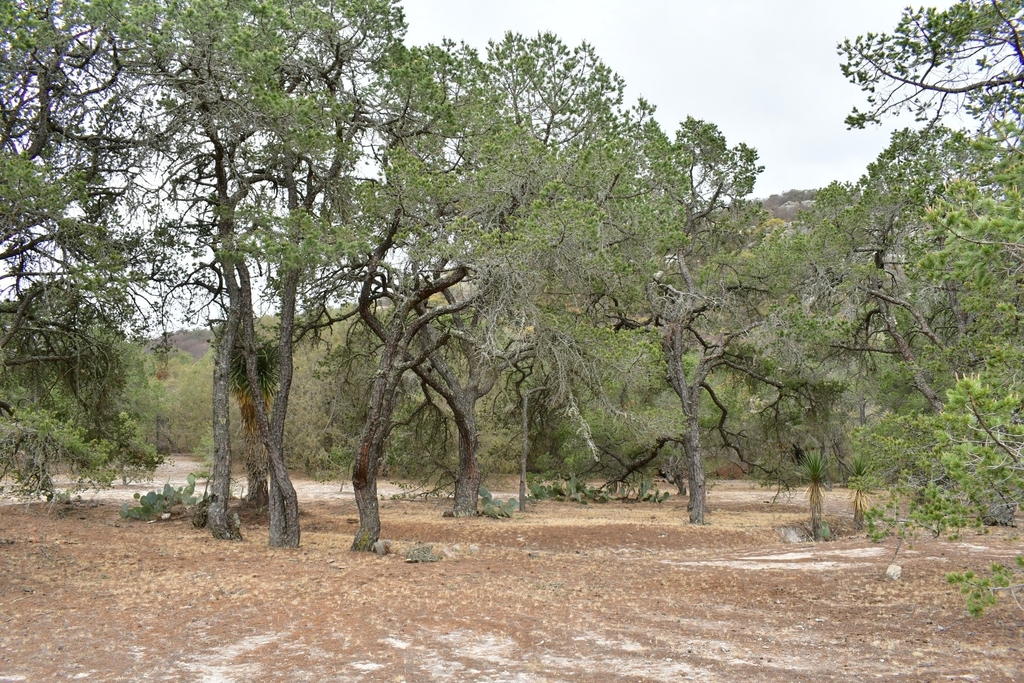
947,556,1024,617
840,0,1024,128
119,473,203,521
149,349,214,456
615,477,671,503
528,475,668,504
478,486,518,519
229,342,280,415
0,410,99,499
858,373,1024,539
0,404,160,500
848,453,876,531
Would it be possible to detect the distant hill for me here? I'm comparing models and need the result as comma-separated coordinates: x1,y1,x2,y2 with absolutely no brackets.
152,328,213,360
760,189,817,222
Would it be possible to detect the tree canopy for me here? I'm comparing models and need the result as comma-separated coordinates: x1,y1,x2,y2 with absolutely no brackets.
1,1,1022,618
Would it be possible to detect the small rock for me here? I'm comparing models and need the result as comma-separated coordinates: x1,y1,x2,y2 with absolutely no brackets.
886,564,902,580
777,526,809,543
160,513,171,520
452,544,461,553
405,543,441,563
468,544,480,554
441,547,456,559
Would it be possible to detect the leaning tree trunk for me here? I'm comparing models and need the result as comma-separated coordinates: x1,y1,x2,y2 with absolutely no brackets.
664,452,688,496
264,270,301,548
351,430,383,551
351,342,403,551
410,334,496,519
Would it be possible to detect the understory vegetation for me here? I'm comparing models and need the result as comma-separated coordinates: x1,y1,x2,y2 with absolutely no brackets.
1,0,1022,613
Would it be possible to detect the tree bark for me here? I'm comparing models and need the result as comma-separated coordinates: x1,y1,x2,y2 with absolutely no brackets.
682,392,708,524
243,435,269,509
877,300,944,412
208,294,240,540
350,241,470,548
662,323,715,524
519,390,530,513
451,398,482,517
351,339,402,550
205,130,245,541
809,487,824,541
237,263,300,547
410,320,499,518
266,268,301,547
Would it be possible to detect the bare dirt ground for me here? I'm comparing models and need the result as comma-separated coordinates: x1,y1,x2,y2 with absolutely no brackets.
1,457,1023,682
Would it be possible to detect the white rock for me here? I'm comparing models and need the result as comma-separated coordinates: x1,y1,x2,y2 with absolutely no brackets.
886,564,902,580
777,526,808,543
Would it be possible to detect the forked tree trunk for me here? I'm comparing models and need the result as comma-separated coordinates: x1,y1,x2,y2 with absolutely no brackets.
351,256,470,549
411,333,496,519
237,264,300,547
662,324,714,525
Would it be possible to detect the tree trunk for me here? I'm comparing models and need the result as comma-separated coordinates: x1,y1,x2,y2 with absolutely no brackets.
237,263,300,547
350,254,469,548
875,296,944,412
244,435,269,509
207,275,241,541
682,403,707,524
351,360,399,551
410,333,495,519
662,324,713,524
266,269,301,548
350,316,407,550
853,501,865,532
519,390,529,513
810,489,823,541
665,452,688,496
451,397,482,517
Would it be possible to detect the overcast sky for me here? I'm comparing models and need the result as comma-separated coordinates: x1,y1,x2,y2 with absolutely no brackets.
401,1,953,198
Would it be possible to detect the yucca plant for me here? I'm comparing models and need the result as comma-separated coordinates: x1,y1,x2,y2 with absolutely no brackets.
229,342,280,509
848,453,872,531
800,451,828,541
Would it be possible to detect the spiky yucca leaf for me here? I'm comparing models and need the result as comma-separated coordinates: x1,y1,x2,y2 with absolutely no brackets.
229,343,280,431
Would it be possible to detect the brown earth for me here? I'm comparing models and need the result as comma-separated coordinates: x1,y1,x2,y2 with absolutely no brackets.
1,457,1023,682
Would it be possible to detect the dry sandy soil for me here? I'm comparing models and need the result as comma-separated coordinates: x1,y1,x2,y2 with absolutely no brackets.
1,457,1023,682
